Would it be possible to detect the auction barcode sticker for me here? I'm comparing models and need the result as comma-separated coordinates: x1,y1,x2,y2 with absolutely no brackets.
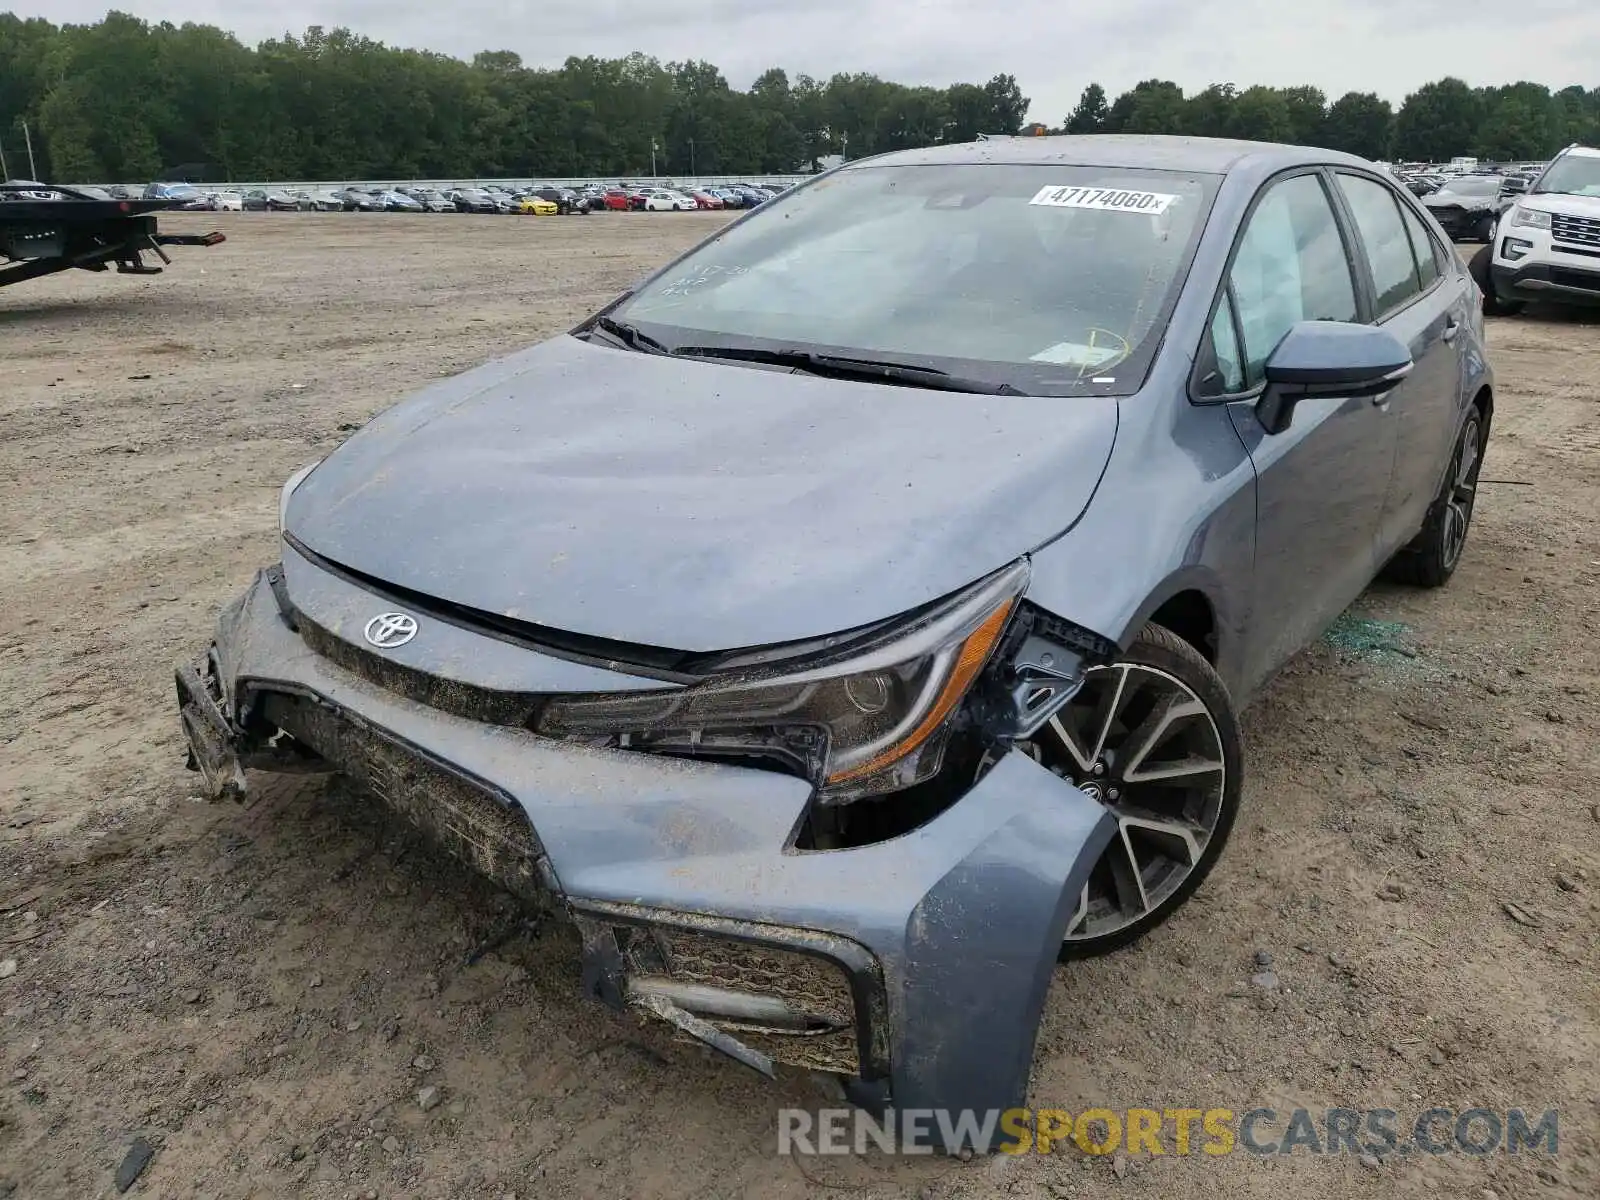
1028,185,1178,214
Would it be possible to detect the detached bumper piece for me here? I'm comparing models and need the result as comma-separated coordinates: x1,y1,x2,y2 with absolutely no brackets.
175,656,246,803
177,566,1116,1146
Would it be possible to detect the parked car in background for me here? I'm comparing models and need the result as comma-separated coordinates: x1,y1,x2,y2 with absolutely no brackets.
373,190,423,213
522,186,576,214
209,191,244,212
143,183,213,210
1421,175,1515,242
602,187,632,211
517,194,561,216
448,189,500,214
243,189,298,212
691,190,724,210
407,188,455,212
298,189,346,212
1474,142,1600,314
182,136,1491,1132
339,188,382,212
629,188,694,211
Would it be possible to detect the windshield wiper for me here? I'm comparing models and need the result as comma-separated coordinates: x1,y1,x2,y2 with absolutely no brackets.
588,315,671,355
672,344,1029,395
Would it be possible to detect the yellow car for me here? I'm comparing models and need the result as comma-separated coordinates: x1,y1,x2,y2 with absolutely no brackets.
517,196,560,216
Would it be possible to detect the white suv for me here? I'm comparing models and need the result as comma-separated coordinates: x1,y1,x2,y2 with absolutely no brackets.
1474,144,1600,314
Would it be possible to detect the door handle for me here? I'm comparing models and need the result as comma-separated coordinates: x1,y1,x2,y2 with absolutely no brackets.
1442,317,1461,343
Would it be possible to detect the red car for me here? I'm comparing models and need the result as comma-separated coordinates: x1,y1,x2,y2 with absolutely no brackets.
602,187,631,212
691,191,725,210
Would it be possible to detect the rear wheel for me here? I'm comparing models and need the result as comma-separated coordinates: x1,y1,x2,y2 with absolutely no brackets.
1005,624,1244,959
1383,406,1485,588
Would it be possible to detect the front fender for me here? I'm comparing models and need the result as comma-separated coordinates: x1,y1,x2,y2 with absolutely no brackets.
1027,368,1257,698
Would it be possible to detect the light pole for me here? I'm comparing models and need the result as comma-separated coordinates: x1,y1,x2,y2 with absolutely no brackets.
840,131,848,162
650,139,658,179
22,119,38,180
689,137,696,178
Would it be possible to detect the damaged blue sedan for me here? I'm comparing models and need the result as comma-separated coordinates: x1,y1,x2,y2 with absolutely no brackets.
178,135,1491,1135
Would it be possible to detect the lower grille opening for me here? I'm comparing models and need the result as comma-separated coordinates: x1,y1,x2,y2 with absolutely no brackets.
256,691,550,904
1549,266,1600,292
619,925,865,1075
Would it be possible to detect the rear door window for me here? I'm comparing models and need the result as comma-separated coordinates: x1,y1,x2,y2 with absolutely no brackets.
1399,204,1444,289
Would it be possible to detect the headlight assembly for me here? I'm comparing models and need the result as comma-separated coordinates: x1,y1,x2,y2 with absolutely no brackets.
1511,206,1551,231
537,560,1030,803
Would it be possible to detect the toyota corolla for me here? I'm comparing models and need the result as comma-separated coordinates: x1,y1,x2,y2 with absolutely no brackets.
177,135,1491,1143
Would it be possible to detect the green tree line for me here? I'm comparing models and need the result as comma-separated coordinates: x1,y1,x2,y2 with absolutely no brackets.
1052,78,1600,163
0,12,1026,181
2,11,1597,183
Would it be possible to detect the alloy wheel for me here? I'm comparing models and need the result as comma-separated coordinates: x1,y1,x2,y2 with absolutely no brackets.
1019,661,1227,944
1441,414,1482,571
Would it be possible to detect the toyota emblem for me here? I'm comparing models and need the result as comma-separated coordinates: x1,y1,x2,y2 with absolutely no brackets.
363,612,418,648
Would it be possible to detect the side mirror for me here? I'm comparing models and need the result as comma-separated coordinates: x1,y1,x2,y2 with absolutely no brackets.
1256,321,1413,435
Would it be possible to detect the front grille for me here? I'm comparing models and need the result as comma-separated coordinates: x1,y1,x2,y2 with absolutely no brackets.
299,619,541,727
259,692,549,903
1552,212,1600,250
1548,266,1600,293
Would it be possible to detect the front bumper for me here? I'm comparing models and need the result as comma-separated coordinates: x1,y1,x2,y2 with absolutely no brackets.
1491,255,1600,307
1426,205,1492,241
177,561,1113,1141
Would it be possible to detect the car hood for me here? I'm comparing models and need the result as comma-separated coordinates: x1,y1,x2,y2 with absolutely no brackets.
1518,191,1600,218
1423,191,1496,212
286,335,1119,653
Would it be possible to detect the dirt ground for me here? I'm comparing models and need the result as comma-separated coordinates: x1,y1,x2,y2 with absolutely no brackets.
1,212,1596,1199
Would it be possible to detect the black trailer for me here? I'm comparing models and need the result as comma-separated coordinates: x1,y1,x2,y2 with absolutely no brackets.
1,182,224,290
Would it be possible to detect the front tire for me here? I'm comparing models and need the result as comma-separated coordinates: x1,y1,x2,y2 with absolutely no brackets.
1383,405,1486,588
1468,245,1524,316
1009,624,1244,960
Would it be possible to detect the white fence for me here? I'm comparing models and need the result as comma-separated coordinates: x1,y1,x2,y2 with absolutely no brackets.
91,174,816,193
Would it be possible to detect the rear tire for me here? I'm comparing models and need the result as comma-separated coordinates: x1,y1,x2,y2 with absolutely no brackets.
1383,405,1486,588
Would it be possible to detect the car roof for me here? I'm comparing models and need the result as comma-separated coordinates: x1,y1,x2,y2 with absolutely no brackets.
846,134,1374,176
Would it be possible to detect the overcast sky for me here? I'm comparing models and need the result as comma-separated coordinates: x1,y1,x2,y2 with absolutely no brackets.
22,1,1600,124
